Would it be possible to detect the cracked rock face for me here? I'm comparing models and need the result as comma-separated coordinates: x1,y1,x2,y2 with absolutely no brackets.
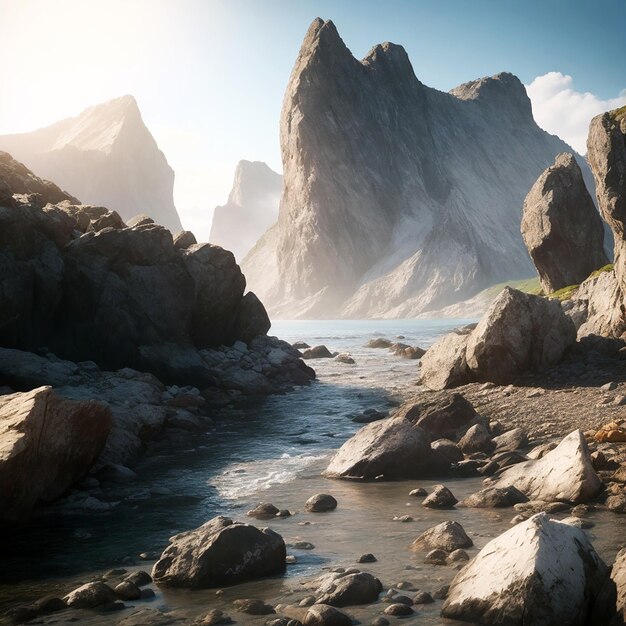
441,513,609,625
521,152,608,293
244,18,593,319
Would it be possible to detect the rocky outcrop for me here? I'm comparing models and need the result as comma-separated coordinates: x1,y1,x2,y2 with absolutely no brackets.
411,521,472,552
0,340,313,469
0,96,182,231
0,153,287,387
210,161,281,261
419,287,576,388
0,386,111,522
521,152,608,293
151,516,286,588
243,18,593,319
491,430,601,504
442,513,609,625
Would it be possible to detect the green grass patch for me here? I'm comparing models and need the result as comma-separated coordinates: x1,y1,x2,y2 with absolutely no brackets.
482,277,542,299
549,284,579,301
589,263,614,278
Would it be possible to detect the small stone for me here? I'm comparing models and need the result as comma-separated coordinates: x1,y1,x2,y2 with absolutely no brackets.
601,382,618,391
425,549,448,565
422,485,457,509
299,596,316,607
447,549,469,562
413,591,434,604
291,541,315,550
125,570,152,587
114,581,141,600
390,595,413,606
393,515,413,522
286,555,298,564
233,599,275,615
247,503,281,519
358,553,377,563
304,494,337,512
197,609,233,625
432,585,449,600
304,604,352,626
409,488,427,498
371,618,390,626
384,603,414,616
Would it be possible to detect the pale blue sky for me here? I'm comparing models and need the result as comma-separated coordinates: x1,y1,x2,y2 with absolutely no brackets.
0,0,624,236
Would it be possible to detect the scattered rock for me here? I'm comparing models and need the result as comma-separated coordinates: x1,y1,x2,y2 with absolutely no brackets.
460,486,528,508
425,549,448,565
409,488,427,497
357,554,377,563
492,430,601,504
247,503,281,519
114,581,141,600
413,591,434,604
315,571,383,607
233,599,275,615
366,339,393,349
335,353,355,365
447,549,469,563
64,581,116,608
384,603,413,616
595,422,626,443
492,428,529,453
458,423,495,455
304,494,337,512
422,485,458,509
411,520,473,552
302,346,334,359
152,516,286,588
304,604,352,626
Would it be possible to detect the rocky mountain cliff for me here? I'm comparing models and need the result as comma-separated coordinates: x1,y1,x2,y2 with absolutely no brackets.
0,96,183,232
210,160,281,261
243,18,594,319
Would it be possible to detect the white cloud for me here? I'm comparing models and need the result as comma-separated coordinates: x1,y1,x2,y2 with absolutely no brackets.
526,72,626,154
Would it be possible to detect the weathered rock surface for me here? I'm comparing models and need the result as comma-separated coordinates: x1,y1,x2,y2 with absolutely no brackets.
405,393,477,440
243,19,593,319
210,160,281,261
64,581,116,608
314,571,382,606
324,415,447,480
460,486,528,508
0,96,183,231
492,430,601,504
420,288,576,388
521,152,608,293
411,521,472,552
422,485,458,509
304,604,351,626
151,516,286,588
0,386,111,522
304,494,337,512
441,513,609,625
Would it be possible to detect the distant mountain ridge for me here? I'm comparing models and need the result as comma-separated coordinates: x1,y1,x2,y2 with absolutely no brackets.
0,96,183,232
210,160,281,261
242,18,596,319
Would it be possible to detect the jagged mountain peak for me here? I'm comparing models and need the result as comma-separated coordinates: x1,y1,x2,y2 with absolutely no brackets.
228,160,282,206
450,72,533,121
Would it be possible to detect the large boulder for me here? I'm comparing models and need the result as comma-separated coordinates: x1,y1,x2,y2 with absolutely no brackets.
0,386,112,522
491,430,601,504
151,516,286,588
418,328,473,390
442,513,609,625
521,152,608,293
420,288,576,388
465,287,576,384
323,416,448,480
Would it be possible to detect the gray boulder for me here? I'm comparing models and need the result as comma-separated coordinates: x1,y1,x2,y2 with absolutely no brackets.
151,516,286,588
460,486,528,508
315,571,382,606
324,416,448,480
304,605,351,626
492,430,601,504
442,513,609,625
411,521,472,552
64,582,116,608
521,152,608,293
418,328,473,390
402,393,477,440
